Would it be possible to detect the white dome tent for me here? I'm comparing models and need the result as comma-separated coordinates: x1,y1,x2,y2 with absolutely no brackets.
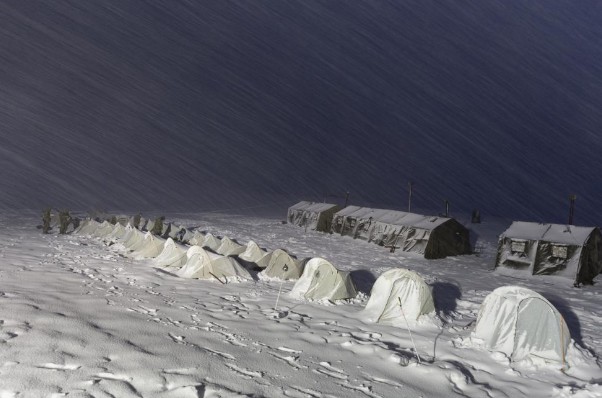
473,285,570,364
153,238,188,268
361,268,435,325
290,258,357,301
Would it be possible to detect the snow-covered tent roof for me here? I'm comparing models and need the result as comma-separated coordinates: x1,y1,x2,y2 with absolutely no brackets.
177,246,220,278
334,206,452,231
288,201,341,232
332,206,471,259
259,249,305,280
177,247,251,282
473,286,570,364
202,233,222,252
104,222,128,242
188,231,206,246
179,228,195,243
92,221,115,238
215,237,246,256
290,258,357,301
495,221,602,285
153,238,188,268
75,219,100,235
123,229,148,251
360,268,435,324
238,241,269,264
129,233,166,259
501,222,595,246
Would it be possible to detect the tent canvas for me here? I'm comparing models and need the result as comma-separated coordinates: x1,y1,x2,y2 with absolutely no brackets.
177,246,221,278
494,221,602,285
129,233,166,259
331,206,471,259
153,238,188,268
92,221,114,238
177,228,195,243
104,223,128,242
188,231,206,246
216,237,246,256
290,258,357,301
202,233,222,252
178,247,251,282
259,249,305,280
473,285,570,364
142,219,153,232
75,219,100,235
238,241,269,264
287,201,341,232
360,268,435,324
123,229,148,251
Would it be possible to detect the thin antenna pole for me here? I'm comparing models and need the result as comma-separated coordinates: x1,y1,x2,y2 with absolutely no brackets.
568,195,577,225
445,200,449,217
344,191,350,208
408,182,413,213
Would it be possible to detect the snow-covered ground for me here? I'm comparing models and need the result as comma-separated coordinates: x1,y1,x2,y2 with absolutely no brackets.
0,211,600,397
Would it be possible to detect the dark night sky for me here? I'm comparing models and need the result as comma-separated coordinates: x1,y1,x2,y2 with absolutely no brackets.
1,0,601,224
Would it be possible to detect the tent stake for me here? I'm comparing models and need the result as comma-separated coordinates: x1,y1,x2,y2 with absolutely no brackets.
275,264,289,311
274,279,285,310
399,297,421,364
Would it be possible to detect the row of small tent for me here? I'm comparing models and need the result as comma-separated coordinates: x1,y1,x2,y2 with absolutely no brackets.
77,218,571,366
76,218,358,301
289,201,602,286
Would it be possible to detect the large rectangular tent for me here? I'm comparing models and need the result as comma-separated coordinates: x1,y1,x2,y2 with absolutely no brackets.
331,206,471,259
287,201,341,232
495,221,602,285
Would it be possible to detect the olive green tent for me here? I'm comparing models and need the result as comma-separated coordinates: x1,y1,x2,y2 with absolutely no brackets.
288,201,341,232
331,206,471,259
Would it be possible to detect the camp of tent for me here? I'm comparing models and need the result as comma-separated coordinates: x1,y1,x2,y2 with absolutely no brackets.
288,201,602,285
69,211,583,368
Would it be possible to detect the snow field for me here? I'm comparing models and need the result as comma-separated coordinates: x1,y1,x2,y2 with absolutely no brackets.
0,212,600,397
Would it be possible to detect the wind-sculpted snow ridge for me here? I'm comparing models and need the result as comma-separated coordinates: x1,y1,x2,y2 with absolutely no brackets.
1,1,601,225
0,212,601,397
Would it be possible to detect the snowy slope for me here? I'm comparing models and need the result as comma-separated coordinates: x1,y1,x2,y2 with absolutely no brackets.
0,212,600,397
1,1,601,224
